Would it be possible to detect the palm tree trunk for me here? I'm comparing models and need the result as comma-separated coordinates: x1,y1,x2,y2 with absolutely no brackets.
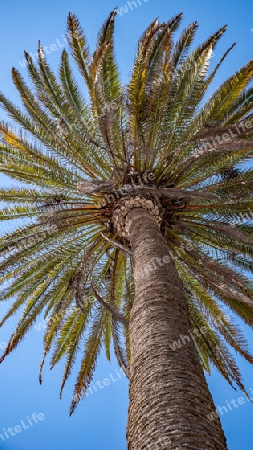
126,207,228,450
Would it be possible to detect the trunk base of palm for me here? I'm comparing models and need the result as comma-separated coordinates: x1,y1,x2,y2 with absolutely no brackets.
124,207,227,450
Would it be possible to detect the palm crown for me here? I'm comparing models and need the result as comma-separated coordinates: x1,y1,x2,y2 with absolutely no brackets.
1,10,253,415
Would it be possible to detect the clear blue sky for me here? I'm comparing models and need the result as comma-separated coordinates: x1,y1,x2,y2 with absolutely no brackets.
0,0,253,449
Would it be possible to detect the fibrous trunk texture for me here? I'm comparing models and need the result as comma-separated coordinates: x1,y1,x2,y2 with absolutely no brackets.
126,207,228,450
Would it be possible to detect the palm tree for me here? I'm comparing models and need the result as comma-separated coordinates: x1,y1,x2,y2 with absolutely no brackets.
0,9,253,449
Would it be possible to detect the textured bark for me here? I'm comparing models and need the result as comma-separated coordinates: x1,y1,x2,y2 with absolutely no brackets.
126,207,228,450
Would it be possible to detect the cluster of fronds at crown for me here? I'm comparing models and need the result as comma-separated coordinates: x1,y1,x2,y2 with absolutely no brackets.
0,9,253,414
